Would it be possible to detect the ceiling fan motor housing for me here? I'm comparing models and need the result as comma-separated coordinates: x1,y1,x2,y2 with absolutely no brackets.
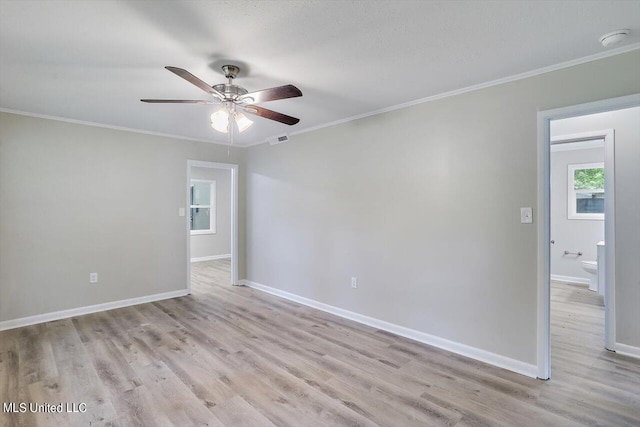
215,65,247,99
222,65,240,79
213,83,248,99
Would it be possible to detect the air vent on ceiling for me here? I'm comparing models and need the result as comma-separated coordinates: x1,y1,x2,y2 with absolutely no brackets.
269,134,290,145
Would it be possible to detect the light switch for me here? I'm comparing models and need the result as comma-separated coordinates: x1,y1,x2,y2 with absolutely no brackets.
179,207,186,217
520,207,533,224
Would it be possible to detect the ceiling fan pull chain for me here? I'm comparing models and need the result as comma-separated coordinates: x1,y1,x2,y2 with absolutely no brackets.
227,107,235,156
227,119,231,156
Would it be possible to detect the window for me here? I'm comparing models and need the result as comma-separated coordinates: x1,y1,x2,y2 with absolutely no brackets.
568,163,604,220
190,180,216,234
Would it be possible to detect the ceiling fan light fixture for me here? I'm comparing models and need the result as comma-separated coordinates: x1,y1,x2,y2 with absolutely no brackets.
210,109,229,133
235,112,254,132
210,108,254,134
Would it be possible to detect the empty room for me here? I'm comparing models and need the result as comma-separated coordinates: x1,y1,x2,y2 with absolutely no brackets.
1,1,639,426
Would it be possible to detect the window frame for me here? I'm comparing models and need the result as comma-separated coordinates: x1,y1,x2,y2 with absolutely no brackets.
190,179,216,235
567,162,604,220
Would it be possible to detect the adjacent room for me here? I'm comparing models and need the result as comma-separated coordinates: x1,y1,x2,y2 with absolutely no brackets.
189,163,234,291
548,106,640,408
1,1,639,426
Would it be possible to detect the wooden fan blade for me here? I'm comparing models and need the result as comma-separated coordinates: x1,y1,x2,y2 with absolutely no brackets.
239,84,302,104
165,66,224,99
140,99,213,104
243,105,300,125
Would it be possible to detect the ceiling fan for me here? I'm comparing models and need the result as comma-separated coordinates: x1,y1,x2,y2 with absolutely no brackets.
141,65,302,135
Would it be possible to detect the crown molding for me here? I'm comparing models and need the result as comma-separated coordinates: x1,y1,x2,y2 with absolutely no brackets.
250,43,640,147
2,43,638,149
0,108,234,147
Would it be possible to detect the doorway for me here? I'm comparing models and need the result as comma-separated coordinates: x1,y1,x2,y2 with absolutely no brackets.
186,160,239,293
537,94,640,379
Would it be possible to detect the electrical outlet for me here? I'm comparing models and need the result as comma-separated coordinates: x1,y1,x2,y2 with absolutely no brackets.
90,272,98,284
351,277,357,288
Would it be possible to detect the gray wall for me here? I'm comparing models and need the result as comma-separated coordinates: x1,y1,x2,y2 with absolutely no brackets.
0,113,245,322
190,167,232,259
1,51,638,363
550,147,604,281
245,50,640,365
551,107,640,348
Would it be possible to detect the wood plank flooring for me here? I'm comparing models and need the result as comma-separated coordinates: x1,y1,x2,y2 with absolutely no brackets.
1,260,638,426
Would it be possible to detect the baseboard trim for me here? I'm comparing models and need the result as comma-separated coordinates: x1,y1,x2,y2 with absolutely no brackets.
550,274,590,285
190,254,231,263
240,279,537,378
0,289,190,331
616,343,640,359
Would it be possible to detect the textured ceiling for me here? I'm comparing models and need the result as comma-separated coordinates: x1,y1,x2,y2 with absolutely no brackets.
1,0,639,146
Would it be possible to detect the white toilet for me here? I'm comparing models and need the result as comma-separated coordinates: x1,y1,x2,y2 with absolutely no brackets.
581,260,598,292
581,241,605,293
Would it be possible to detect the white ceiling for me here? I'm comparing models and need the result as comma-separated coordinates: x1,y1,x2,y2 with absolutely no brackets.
1,0,639,146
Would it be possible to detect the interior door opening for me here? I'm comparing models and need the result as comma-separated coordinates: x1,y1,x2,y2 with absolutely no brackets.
186,160,239,294
537,95,640,380
549,131,609,381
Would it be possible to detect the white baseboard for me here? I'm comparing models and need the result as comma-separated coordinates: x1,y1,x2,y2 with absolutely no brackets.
550,274,590,285
0,289,189,331
616,343,640,359
190,254,231,263
239,279,538,378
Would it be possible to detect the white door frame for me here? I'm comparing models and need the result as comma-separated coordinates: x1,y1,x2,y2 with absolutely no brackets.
187,160,239,292
536,93,640,380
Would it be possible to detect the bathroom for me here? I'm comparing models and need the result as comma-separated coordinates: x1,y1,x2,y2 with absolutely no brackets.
549,105,639,358
550,138,605,294
544,102,640,389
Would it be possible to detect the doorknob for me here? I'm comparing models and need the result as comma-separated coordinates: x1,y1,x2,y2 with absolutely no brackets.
551,240,555,244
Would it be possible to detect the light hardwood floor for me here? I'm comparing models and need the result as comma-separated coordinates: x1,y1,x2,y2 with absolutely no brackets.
1,260,638,426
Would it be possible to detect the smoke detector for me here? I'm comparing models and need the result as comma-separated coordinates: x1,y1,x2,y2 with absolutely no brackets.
599,29,630,47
